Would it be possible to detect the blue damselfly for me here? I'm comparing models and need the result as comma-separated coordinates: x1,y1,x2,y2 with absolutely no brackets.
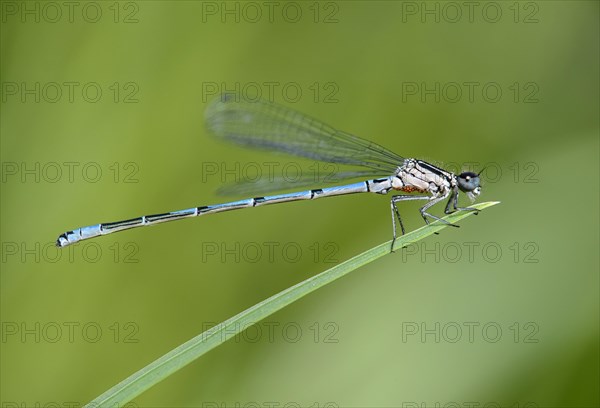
56,94,482,249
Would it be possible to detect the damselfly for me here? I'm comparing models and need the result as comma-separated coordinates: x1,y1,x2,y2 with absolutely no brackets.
56,94,482,249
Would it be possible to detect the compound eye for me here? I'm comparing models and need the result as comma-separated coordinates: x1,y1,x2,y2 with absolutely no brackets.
457,172,480,192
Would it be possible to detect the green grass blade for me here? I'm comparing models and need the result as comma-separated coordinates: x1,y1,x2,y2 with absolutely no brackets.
85,201,500,407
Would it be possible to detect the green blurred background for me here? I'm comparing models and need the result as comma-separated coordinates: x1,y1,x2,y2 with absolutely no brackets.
1,1,598,407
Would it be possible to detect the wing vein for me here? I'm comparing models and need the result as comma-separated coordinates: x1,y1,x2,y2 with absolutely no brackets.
205,93,404,175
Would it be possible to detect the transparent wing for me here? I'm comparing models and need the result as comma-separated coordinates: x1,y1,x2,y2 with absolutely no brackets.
204,93,404,174
216,169,389,196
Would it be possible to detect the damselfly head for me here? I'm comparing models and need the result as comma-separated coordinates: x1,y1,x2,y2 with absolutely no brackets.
457,171,481,202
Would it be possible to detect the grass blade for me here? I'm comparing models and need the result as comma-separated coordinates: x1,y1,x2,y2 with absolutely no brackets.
86,201,499,407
